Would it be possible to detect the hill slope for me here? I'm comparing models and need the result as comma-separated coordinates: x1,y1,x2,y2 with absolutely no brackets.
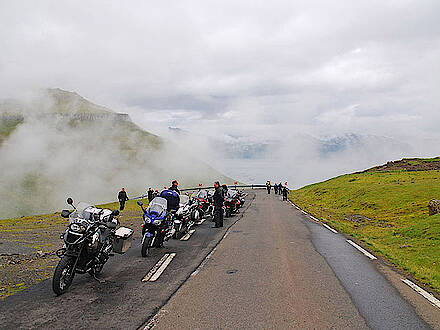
290,157,440,293
0,89,234,219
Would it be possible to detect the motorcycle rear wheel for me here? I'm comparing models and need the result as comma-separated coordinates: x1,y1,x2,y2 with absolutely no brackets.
141,235,153,257
52,256,76,295
173,223,184,239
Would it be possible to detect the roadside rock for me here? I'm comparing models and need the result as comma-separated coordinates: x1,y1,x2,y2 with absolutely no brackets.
428,200,440,216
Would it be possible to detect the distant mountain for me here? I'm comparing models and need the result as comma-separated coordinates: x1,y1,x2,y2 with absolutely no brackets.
319,133,412,156
0,89,234,219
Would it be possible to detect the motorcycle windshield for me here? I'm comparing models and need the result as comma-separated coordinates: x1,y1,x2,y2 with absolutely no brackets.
227,190,238,198
197,191,207,199
69,202,94,224
147,197,167,215
180,195,189,206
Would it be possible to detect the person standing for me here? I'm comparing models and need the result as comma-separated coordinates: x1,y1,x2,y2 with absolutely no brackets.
118,188,129,211
222,184,228,195
274,183,278,194
278,182,283,195
147,188,154,203
169,180,180,194
212,181,224,228
282,186,289,201
266,181,271,194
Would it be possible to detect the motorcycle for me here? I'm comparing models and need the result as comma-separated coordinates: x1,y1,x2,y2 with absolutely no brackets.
137,196,175,257
224,189,240,217
53,198,133,295
173,194,196,239
195,190,214,219
189,195,204,224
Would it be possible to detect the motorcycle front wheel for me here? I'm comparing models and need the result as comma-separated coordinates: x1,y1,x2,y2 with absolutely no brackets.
52,256,76,295
141,234,153,257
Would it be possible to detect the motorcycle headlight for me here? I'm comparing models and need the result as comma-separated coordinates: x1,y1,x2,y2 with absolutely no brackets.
70,223,85,232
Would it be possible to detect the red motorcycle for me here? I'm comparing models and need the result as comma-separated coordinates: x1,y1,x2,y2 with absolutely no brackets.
224,190,240,218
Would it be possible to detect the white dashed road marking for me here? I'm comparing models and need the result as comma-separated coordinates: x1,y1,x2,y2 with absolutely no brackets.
142,253,176,282
180,229,196,241
346,240,377,260
402,279,440,309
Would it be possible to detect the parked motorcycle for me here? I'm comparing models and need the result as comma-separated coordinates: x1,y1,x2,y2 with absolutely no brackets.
224,189,240,217
173,194,194,239
53,198,133,295
137,196,175,257
195,190,214,219
189,195,203,224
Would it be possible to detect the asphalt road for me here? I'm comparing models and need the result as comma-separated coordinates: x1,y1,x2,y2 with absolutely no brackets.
0,193,255,329
1,190,439,329
151,191,437,330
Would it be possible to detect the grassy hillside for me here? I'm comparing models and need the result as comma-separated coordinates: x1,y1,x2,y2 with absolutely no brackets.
290,157,440,292
0,117,23,144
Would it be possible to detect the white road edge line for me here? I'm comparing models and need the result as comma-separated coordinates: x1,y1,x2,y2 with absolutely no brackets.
180,229,196,241
322,223,338,234
402,278,440,309
288,201,337,233
309,215,319,222
149,253,176,282
346,240,377,260
142,254,169,282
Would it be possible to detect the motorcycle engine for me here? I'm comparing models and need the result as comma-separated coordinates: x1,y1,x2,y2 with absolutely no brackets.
88,232,100,253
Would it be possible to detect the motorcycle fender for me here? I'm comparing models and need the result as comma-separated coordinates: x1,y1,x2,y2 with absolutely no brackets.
142,232,153,244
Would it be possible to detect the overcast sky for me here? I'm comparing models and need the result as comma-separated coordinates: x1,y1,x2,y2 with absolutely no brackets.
1,0,439,141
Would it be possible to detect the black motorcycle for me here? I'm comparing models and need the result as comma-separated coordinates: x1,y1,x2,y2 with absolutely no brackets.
53,198,133,295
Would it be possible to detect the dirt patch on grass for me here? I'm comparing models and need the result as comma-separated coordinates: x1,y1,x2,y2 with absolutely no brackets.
365,157,440,172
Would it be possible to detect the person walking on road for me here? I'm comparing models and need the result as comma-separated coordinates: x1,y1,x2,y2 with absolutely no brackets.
212,181,224,228
282,186,289,201
274,183,278,194
266,181,271,194
147,188,154,203
169,180,180,194
278,182,283,195
118,188,129,211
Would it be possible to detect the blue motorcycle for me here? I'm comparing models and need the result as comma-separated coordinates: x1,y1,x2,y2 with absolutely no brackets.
137,197,175,257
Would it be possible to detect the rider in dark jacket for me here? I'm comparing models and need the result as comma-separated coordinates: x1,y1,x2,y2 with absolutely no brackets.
213,182,224,228
118,188,129,211
169,180,180,194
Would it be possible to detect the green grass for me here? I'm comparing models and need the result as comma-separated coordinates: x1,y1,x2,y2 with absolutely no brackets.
289,169,440,292
0,118,23,144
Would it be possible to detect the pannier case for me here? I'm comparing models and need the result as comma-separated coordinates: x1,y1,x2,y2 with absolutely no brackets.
113,227,134,254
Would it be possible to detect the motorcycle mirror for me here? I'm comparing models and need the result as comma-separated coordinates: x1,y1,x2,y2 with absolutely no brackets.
67,198,73,205
137,201,143,206
112,210,120,216
61,210,71,218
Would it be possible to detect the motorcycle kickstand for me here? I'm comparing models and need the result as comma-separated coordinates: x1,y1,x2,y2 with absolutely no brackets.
92,273,106,284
